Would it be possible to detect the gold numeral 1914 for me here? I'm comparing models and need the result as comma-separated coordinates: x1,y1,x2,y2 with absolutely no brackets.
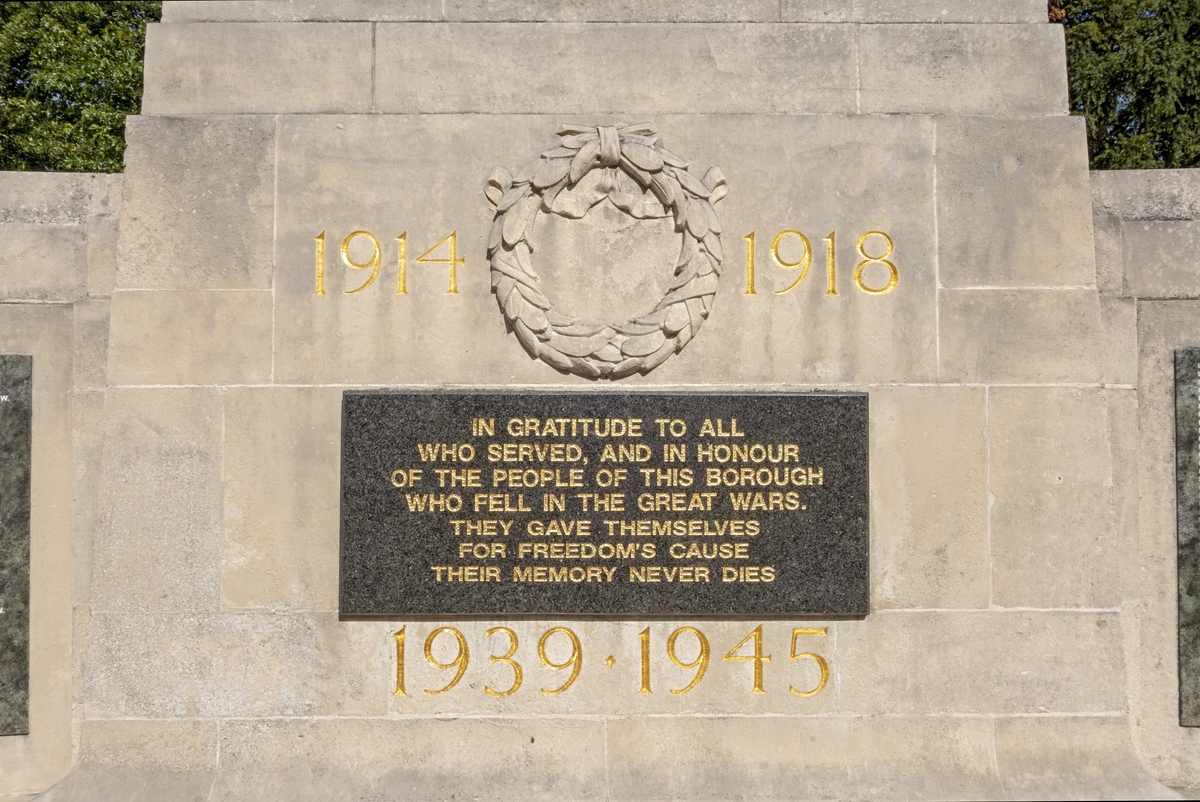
314,229,460,296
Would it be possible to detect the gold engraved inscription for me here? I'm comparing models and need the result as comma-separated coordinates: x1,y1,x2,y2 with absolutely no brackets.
392,624,832,699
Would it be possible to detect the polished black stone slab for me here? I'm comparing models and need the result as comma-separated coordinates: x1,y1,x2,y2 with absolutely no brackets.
0,355,31,735
1177,350,1200,725
341,392,869,617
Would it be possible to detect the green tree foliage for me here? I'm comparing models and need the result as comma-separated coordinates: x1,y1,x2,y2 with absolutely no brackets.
0,2,159,172
1051,0,1200,169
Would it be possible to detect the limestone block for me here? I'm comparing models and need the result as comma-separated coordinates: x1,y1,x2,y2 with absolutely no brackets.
142,23,372,114
846,0,1046,22
375,24,857,114
383,620,837,717
39,719,218,802
0,172,117,225
1134,301,1200,785
89,389,223,613
989,387,1119,608
1123,220,1200,299
1093,214,1124,295
163,0,441,22
72,299,109,390
222,387,341,611
938,289,1104,384
994,716,1173,798
446,0,784,21
0,224,86,301
837,611,1126,713
273,114,936,385
0,305,73,795
860,24,1068,114
1092,168,1200,221
606,715,1001,799
1101,296,1137,385
1107,389,1139,606
106,290,272,385
85,613,386,719
72,391,103,606
937,116,1095,288
118,116,274,290
870,386,989,609
210,718,606,800
85,214,119,298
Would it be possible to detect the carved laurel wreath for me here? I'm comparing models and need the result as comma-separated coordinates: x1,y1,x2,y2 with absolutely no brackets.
485,123,727,380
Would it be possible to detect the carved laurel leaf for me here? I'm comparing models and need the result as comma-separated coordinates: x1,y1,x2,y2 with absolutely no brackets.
673,168,712,199
622,143,664,172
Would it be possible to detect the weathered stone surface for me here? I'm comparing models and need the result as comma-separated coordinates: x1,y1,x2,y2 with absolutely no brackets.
447,0,782,21
1092,168,1200,222
142,23,372,114
847,0,1046,22
107,290,272,386
90,389,223,614
937,116,1095,288
533,203,680,324
870,386,989,610
117,116,275,290
85,613,385,718
1094,213,1124,295
163,0,442,22
1102,296,1138,385
837,611,1126,714
85,214,119,298
210,718,607,801
1138,302,1200,785
994,716,1172,798
989,387,1119,608
72,299,109,390
0,305,73,794
0,224,86,301
39,719,218,802
1123,220,1200,299
860,24,1068,114
606,715,1001,799
222,387,341,611
71,391,104,607
939,289,1104,384
375,24,857,114
274,114,936,385
0,172,117,225
161,0,1048,23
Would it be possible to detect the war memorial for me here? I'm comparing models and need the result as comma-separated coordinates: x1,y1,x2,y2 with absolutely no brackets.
3,0,1200,797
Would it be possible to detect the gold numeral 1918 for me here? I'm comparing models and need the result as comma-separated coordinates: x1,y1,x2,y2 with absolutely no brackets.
743,229,898,296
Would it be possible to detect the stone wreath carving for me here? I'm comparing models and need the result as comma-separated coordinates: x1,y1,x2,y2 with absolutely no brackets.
485,123,727,380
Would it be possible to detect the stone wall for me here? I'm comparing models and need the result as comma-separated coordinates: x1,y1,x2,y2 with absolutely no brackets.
0,173,120,799
1,1,1198,798
1092,169,1200,791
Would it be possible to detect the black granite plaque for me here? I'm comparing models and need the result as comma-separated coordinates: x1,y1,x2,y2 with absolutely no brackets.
341,392,868,616
1177,350,1200,726
0,355,31,735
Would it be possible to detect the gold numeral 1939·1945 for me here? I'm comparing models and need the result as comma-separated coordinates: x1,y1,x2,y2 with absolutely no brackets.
393,625,829,698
